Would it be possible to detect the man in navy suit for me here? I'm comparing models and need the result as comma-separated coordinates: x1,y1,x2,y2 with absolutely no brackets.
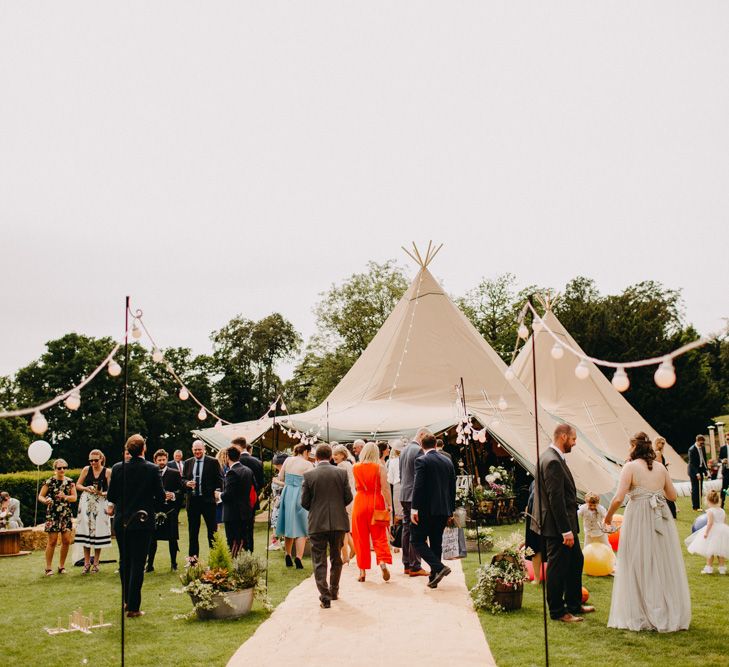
232,437,264,551
688,435,708,511
410,433,456,589
718,434,728,508
106,434,165,618
182,440,223,557
219,446,255,556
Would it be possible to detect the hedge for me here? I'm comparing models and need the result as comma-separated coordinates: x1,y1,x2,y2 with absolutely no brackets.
0,469,82,527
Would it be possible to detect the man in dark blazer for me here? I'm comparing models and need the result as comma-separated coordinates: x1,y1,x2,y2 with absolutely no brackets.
301,443,353,609
182,440,223,558
688,435,708,510
219,446,255,556
167,449,185,476
106,434,165,618
535,424,594,623
720,433,729,509
147,449,184,572
399,428,428,577
410,433,456,589
232,437,264,551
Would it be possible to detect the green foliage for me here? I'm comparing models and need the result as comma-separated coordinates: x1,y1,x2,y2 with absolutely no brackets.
470,532,530,613
208,530,234,571
0,469,81,526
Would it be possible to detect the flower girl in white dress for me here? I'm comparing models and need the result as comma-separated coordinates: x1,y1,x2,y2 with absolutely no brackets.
685,489,729,575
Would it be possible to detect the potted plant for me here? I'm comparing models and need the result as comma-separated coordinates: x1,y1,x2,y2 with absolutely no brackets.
179,532,271,620
463,526,494,552
470,532,530,613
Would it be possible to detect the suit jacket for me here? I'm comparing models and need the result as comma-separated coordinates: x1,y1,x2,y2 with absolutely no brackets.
534,446,579,538
720,444,728,469
411,451,456,517
107,457,166,531
240,453,264,491
687,443,708,476
159,467,184,511
183,455,223,504
399,441,424,503
220,462,255,522
167,460,185,476
301,462,353,534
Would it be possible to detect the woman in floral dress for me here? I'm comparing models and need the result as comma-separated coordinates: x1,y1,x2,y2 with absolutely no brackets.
74,449,112,573
39,459,77,575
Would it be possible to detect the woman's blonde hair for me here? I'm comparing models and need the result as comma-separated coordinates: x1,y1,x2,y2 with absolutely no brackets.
359,441,380,464
706,489,721,505
53,458,68,471
216,448,229,467
332,444,354,463
89,449,105,466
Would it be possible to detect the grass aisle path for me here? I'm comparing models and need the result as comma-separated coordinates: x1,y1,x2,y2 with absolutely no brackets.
462,496,729,667
1,516,309,667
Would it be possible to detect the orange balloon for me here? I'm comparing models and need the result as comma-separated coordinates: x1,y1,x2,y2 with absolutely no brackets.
608,530,620,551
582,586,589,603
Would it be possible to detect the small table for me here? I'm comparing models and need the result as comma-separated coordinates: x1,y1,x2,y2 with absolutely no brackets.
0,528,32,557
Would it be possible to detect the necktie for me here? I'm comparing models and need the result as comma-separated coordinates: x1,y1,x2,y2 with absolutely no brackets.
195,460,202,496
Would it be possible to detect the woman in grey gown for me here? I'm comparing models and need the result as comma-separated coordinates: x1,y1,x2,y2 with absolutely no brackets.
604,432,691,632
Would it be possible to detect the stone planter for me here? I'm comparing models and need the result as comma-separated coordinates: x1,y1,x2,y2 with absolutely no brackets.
191,588,254,620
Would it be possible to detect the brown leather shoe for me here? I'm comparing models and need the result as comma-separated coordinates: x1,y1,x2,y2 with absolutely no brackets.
555,613,583,623
578,605,595,614
409,569,429,577
126,611,145,618
403,568,412,575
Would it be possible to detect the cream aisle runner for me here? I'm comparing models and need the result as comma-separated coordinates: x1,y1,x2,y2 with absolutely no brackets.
227,559,496,667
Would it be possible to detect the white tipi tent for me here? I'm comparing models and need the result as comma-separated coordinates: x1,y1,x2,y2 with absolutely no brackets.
512,308,688,481
197,248,621,495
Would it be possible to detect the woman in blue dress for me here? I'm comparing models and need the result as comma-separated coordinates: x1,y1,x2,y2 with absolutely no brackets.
276,443,313,568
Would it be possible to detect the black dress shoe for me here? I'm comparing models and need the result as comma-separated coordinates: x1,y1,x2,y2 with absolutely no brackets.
171,564,178,571
294,557,304,569
145,566,154,573
285,555,293,567
330,591,338,601
320,600,331,609
427,566,451,589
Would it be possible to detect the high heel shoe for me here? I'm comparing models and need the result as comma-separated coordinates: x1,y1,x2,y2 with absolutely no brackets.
294,557,304,569
357,570,366,582
380,563,390,581
285,554,293,567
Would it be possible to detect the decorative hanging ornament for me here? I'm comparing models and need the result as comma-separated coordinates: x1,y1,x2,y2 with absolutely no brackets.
131,320,142,339
574,359,590,380
280,401,287,412
504,366,515,381
179,387,189,401
478,429,487,443
654,358,676,389
214,419,223,429
612,367,630,392
551,342,564,360
518,323,529,339
498,396,508,411
197,407,207,421
30,410,48,435
107,359,122,377
152,347,164,363
64,389,81,411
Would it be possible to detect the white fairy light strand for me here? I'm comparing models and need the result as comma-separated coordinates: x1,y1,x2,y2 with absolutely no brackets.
388,270,425,400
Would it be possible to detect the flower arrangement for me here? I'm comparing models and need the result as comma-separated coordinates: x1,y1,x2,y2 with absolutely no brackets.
178,532,271,618
463,526,494,550
484,465,514,497
470,532,531,614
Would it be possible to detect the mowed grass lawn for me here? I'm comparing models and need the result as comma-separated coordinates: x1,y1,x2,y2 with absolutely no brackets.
0,515,309,667
463,496,729,667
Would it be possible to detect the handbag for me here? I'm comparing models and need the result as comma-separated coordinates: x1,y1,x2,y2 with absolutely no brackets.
363,466,391,526
389,521,403,548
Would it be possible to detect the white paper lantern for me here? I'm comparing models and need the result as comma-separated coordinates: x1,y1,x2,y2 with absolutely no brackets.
574,359,590,380
107,359,122,377
64,389,81,411
197,407,207,421
612,367,630,392
179,387,189,401
551,343,564,360
30,410,48,435
131,320,142,339
152,347,164,363
28,439,52,465
654,358,676,389
504,366,515,381
214,419,223,429
518,323,529,339
498,396,508,411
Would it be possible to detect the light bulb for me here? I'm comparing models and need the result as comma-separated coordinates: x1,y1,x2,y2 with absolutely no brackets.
575,359,590,380
30,410,48,435
504,366,515,381
498,396,508,411
179,387,189,401
108,359,121,377
612,367,630,392
518,323,529,339
478,431,487,443
214,419,223,429
532,318,543,333
654,358,676,389
280,401,287,412
152,347,163,363
131,320,142,339
64,390,81,411
197,407,207,421
551,343,564,360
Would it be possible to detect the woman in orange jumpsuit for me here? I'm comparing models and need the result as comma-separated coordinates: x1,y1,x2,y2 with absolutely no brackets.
352,442,393,582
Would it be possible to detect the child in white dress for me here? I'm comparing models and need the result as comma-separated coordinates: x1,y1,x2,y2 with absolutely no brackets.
685,489,729,574
578,492,609,546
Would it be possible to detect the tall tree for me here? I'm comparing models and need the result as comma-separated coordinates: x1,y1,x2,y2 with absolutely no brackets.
0,376,31,473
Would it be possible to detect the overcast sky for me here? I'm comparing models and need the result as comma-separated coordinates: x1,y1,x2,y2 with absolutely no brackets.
1,2,727,383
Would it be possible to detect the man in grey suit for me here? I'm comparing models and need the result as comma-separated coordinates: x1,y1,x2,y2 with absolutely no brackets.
399,427,430,577
535,424,594,623
301,443,353,609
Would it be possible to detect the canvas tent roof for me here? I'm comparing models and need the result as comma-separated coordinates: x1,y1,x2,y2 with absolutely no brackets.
197,264,622,496
511,309,688,481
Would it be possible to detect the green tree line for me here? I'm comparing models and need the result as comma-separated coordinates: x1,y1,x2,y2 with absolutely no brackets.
1,262,726,472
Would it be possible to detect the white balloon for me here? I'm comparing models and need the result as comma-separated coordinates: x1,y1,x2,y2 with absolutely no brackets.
28,439,52,465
